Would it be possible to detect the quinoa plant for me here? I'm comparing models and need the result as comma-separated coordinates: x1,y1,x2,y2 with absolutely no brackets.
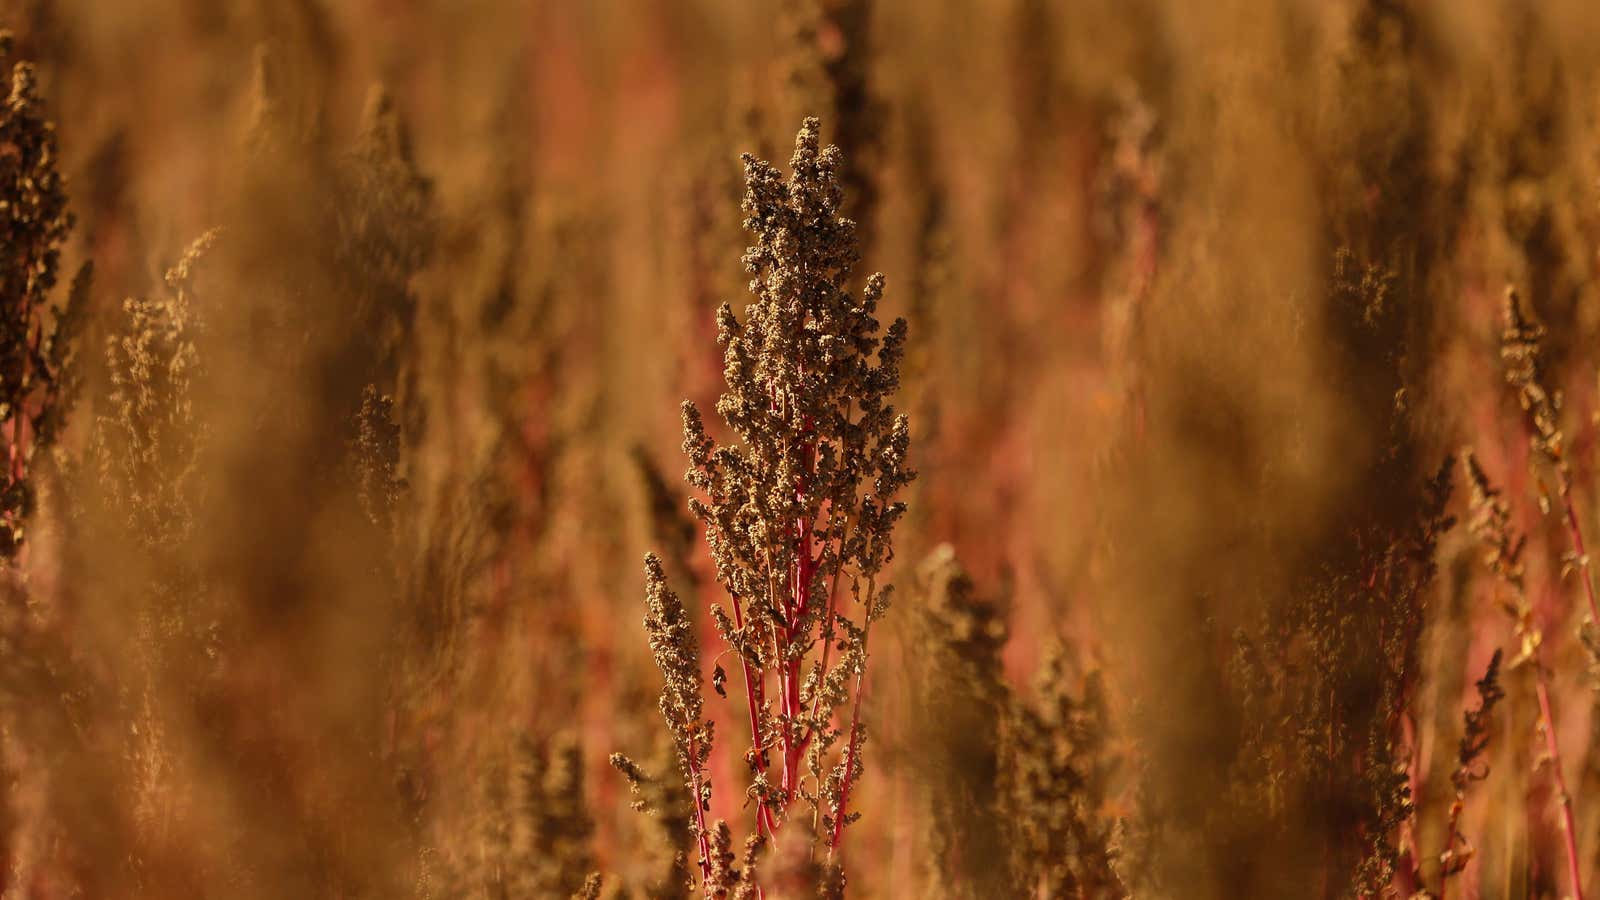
1499,288,1600,628
95,229,213,546
905,545,1127,899
0,34,87,563
621,117,912,896
1437,648,1504,899
905,546,1014,898
1464,286,1597,900
1461,449,1584,900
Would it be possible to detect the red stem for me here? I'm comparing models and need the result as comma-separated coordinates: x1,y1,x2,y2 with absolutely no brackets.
1558,474,1600,627
828,679,866,854
828,578,876,855
730,595,777,835
798,404,854,762
777,418,818,804
1543,463,1593,899
1533,672,1584,900
682,723,715,888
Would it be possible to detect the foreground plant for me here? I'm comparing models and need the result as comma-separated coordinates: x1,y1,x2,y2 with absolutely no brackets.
618,117,912,896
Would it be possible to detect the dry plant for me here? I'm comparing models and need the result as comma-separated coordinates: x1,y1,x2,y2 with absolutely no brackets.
617,116,912,896
905,545,1125,899
1461,450,1584,900
904,546,1013,898
1437,648,1504,899
1456,285,1599,900
5,3,1600,899
0,30,86,563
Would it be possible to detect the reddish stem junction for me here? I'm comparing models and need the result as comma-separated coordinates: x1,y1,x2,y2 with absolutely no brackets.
737,395,866,859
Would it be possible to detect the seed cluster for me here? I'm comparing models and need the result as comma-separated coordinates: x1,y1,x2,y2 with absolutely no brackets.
630,116,912,894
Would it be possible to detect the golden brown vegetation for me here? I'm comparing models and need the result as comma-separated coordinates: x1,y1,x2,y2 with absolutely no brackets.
7,2,1600,899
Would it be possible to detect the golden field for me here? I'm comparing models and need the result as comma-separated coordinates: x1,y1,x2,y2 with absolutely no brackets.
0,2,1599,898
